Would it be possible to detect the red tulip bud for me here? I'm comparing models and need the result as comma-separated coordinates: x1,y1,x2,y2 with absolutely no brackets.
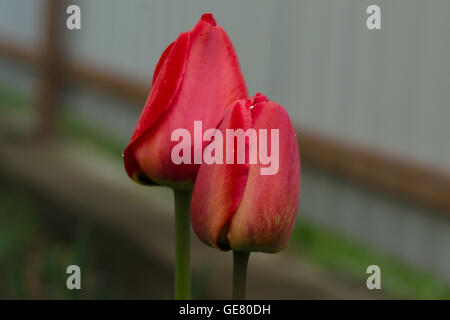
124,13,248,190
191,93,301,253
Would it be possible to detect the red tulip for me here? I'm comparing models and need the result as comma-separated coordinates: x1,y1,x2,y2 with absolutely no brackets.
191,93,301,253
123,13,248,190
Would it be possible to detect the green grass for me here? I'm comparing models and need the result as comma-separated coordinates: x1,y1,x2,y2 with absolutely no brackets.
292,220,450,299
58,112,125,158
1,85,450,299
0,86,31,112
0,180,82,299
0,174,174,299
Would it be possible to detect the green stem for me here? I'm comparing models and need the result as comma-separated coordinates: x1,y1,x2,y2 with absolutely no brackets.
232,251,250,300
173,190,192,300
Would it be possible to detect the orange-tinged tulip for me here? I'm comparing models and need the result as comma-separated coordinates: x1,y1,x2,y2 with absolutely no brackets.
191,93,301,253
123,13,248,190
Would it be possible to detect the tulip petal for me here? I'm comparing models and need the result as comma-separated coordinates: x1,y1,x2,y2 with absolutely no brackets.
124,32,190,183
152,41,175,86
191,99,252,249
130,33,190,146
227,99,301,252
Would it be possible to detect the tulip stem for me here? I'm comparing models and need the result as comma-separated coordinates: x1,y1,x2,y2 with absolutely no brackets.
174,190,192,300
232,251,250,300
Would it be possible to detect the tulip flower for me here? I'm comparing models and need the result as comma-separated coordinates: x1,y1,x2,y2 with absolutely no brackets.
123,13,248,191
122,13,248,300
190,93,301,299
191,93,301,252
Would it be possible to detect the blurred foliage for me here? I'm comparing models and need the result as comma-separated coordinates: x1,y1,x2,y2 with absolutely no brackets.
1,85,450,299
58,112,125,159
0,86,29,112
0,174,173,299
292,221,450,299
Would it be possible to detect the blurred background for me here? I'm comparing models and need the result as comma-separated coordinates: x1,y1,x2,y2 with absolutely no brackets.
0,0,449,299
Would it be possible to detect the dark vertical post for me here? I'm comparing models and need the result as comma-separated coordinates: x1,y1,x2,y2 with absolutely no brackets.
35,0,63,136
